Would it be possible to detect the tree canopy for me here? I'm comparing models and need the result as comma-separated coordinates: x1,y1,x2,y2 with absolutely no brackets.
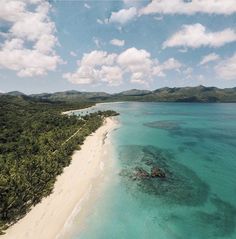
0,95,118,234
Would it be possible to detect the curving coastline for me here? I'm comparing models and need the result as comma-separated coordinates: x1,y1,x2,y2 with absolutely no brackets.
2,117,118,239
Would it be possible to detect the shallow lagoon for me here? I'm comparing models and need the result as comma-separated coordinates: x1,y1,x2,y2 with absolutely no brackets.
71,102,236,239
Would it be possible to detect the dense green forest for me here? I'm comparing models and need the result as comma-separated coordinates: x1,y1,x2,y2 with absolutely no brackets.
5,85,235,103
0,95,118,234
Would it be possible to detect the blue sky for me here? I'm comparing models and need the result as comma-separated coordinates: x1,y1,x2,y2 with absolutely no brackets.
0,0,236,94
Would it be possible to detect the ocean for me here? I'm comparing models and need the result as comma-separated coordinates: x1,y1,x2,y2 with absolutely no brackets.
68,102,236,239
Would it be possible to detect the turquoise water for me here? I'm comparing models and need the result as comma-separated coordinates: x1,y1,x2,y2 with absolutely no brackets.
72,102,236,239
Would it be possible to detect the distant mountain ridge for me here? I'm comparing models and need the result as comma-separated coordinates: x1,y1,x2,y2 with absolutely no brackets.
3,86,236,103
116,89,152,96
3,91,26,96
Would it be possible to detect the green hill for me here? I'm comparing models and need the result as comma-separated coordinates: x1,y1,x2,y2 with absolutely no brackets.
4,86,236,103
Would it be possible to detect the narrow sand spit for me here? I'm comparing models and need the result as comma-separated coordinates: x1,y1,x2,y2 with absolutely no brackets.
2,117,118,239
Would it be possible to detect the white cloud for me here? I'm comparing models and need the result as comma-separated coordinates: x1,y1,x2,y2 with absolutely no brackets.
106,0,236,25
161,58,182,70
183,67,193,79
163,24,236,49
215,53,236,80
63,66,98,85
117,48,151,66
70,51,77,57
109,7,137,24
123,0,144,8
140,0,236,16
63,48,183,85
200,53,220,65
84,3,91,9
0,38,61,77
96,18,103,24
110,39,125,47
92,37,102,48
154,16,163,21
183,67,193,74
0,0,26,22
117,47,153,84
178,48,188,53
153,58,182,77
64,50,118,85
195,74,206,83
100,66,123,85
80,50,117,66
123,0,137,6
0,0,61,77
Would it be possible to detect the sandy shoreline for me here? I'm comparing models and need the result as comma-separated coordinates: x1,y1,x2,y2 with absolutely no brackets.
62,102,125,115
61,105,97,115
2,117,118,239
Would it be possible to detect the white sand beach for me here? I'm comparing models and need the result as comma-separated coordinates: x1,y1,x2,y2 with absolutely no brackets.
2,117,118,239
61,102,125,115
61,105,97,115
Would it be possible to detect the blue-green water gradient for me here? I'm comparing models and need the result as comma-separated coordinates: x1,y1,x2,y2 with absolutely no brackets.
72,102,236,239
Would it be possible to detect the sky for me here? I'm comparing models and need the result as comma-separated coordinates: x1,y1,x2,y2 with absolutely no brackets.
0,0,236,94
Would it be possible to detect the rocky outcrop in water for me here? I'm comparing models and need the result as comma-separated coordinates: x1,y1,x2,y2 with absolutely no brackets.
119,145,209,206
151,166,166,178
133,167,149,179
132,166,166,180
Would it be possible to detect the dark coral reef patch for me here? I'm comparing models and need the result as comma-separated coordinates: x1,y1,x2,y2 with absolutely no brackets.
119,145,209,206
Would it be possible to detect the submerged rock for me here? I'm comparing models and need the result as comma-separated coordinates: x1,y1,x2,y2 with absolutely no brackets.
133,167,149,179
122,165,166,180
119,145,209,206
151,166,166,178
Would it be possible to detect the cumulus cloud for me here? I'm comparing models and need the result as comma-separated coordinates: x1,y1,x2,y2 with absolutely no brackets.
123,0,144,8
84,3,91,9
123,0,138,6
200,53,220,65
100,66,123,85
183,67,193,79
80,50,117,67
154,16,163,21
178,48,188,53
183,67,193,75
63,50,120,86
196,74,205,82
215,53,236,80
93,37,103,48
153,58,182,77
96,18,103,24
0,0,61,77
163,24,236,49
109,7,137,24
107,0,236,25
63,48,183,85
110,39,125,47
70,51,77,57
140,0,236,15
117,48,154,84
161,58,182,70
0,38,61,77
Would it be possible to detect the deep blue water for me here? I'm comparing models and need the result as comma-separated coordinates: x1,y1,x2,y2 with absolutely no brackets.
71,102,236,239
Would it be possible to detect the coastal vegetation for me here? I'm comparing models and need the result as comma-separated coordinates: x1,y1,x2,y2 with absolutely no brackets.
0,95,118,234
